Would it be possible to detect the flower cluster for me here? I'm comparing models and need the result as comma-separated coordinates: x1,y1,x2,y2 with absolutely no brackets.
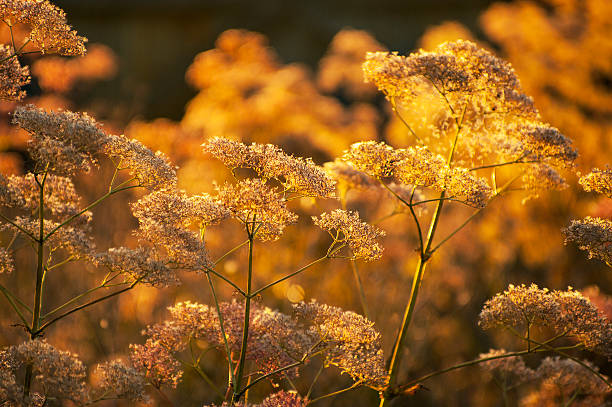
203,390,308,407
12,105,108,175
215,178,298,241
203,137,336,198
294,300,388,389
522,357,610,406
478,349,537,385
144,301,317,379
342,141,493,208
564,217,612,266
579,167,612,198
130,189,224,270
92,246,177,287
129,339,183,389
104,134,177,190
31,44,117,93
0,340,88,404
313,209,385,261
0,44,29,100
0,247,14,273
479,284,612,357
95,359,148,402
0,0,87,55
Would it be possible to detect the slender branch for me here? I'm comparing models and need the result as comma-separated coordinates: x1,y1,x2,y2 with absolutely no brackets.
0,284,31,329
44,183,139,241
205,271,236,397
306,362,325,399
0,212,37,241
390,97,424,145
203,266,246,297
469,158,536,172
249,256,328,298
349,259,370,320
213,240,249,266
41,278,117,320
233,225,255,401
430,208,482,255
309,381,363,404
34,278,141,335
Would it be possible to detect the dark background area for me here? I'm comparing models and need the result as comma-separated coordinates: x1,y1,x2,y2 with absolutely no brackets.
54,0,498,122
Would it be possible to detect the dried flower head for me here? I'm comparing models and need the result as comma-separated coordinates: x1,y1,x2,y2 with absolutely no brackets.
313,209,385,261
564,217,612,266
323,159,379,192
92,246,178,287
341,141,403,178
6,340,88,403
0,0,87,55
203,390,308,407
478,349,537,385
0,247,15,273
521,164,568,192
95,359,149,402
579,167,612,197
479,284,612,357
12,105,108,175
145,301,316,378
522,357,611,407
104,134,177,190
294,300,388,389
203,137,336,198
129,339,182,389
2,216,95,258
131,190,216,270
215,178,298,241
0,44,29,100
6,173,83,219
511,122,577,168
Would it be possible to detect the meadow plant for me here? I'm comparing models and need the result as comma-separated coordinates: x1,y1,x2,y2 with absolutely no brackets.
0,1,611,406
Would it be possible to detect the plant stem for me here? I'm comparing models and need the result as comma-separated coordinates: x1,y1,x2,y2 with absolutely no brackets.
309,381,363,404
350,260,370,320
205,271,236,399
249,256,328,298
233,225,255,402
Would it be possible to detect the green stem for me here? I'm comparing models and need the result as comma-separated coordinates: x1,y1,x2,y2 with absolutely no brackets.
213,240,249,266
44,182,138,241
0,212,37,241
250,256,328,298
205,271,236,399
233,227,254,401
34,278,141,335
390,97,423,145
350,259,370,320
309,381,363,404
0,284,31,329
204,266,246,296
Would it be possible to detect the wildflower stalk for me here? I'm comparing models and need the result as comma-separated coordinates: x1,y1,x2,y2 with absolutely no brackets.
381,103,467,406
204,271,236,399
0,283,31,329
309,381,364,404
233,220,255,402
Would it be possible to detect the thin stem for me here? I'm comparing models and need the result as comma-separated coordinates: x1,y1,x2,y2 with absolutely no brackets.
41,278,115,320
349,260,370,320
213,240,249,266
381,101,468,407
204,266,246,297
34,278,141,335
233,227,254,401
309,381,363,404
563,391,579,407
469,158,535,172
44,183,138,241
306,362,325,399
390,97,423,145
192,364,224,399
430,208,482,255
249,256,328,298
0,284,31,330
205,271,236,398
0,212,37,241
516,334,612,389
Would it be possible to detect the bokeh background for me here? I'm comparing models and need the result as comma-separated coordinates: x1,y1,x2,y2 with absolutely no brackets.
1,0,611,406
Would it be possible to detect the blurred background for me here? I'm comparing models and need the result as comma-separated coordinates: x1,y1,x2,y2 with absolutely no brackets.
1,0,612,406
